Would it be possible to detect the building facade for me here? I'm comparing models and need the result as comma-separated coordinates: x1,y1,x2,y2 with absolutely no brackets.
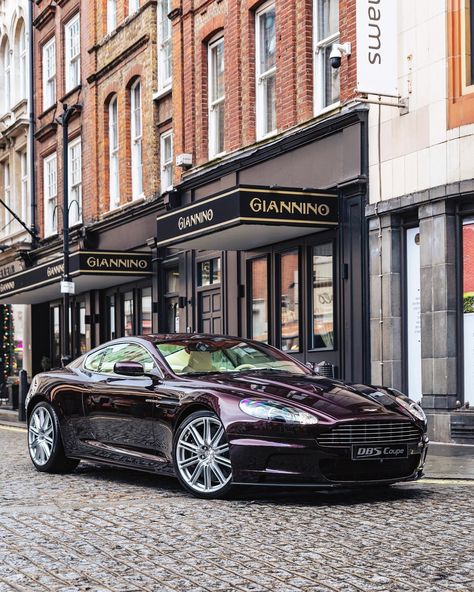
367,0,474,442
0,0,32,379
157,0,370,382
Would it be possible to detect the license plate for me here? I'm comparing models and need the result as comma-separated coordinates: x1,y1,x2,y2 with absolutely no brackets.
352,443,408,460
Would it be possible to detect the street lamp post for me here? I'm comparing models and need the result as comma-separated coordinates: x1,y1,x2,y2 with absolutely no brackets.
57,103,81,367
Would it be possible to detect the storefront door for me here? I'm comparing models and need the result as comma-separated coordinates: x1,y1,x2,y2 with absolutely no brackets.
198,289,222,333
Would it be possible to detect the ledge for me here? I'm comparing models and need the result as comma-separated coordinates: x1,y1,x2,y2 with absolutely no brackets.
33,3,56,30
87,35,149,84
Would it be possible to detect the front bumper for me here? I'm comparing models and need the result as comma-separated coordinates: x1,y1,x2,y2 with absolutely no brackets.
228,434,429,487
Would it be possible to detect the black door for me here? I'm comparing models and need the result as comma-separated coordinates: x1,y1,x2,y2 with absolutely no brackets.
198,288,222,333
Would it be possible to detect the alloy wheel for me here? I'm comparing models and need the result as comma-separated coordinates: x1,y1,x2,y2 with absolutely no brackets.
28,406,54,466
176,415,232,494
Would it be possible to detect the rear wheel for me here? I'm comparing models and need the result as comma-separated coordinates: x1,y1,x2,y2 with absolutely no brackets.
173,410,233,499
28,401,80,473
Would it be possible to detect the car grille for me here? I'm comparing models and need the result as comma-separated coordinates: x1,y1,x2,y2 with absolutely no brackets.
317,421,422,447
319,457,420,482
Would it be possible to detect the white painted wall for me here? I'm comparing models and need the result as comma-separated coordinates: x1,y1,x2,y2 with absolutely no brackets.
367,0,474,203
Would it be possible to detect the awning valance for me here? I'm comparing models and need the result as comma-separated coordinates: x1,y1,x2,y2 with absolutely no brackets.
156,185,338,250
0,250,152,304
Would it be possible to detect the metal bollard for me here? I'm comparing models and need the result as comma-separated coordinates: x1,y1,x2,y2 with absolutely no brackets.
18,369,28,423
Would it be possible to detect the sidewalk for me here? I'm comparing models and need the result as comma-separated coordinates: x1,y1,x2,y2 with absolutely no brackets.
2,408,473,479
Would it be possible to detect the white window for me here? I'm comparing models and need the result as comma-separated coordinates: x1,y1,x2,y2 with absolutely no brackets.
44,153,57,237
17,22,27,102
2,40,12,112
130,80,143,199
3,161,11,230
109,96,120,210
157,0,172,91
160,130,173,193
314,0,340,113
107,0,117,34
42,38,56,109
20,151,28,226
208,35,225,158
68,137,82,226
255,2,276,140
129,0,140,16
65,15,80,92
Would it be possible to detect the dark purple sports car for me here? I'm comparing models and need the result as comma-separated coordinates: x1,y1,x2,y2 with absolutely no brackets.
26,334,429,498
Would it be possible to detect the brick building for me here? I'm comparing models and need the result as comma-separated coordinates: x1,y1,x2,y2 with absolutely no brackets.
0,0,171,371
159,0,369,380
1,0,370,388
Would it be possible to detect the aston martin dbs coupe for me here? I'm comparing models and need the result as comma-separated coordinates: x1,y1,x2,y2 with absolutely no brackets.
26,334,429,498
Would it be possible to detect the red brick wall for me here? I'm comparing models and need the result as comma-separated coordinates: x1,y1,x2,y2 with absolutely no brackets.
173,0,357,182
34,0,162,239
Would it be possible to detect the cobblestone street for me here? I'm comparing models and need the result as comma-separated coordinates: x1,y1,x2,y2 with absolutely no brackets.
0,425,473,592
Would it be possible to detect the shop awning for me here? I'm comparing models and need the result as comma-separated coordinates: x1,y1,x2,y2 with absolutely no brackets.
0,250,152,304
156,186,338,250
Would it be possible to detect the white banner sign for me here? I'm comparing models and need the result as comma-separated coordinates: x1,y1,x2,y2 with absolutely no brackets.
356,0,398,96
406,228,421,400
464,313,474,406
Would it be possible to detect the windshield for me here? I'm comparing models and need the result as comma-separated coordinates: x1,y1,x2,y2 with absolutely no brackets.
155,338,308,376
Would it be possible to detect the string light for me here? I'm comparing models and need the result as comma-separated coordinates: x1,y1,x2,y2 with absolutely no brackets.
1,304,14,381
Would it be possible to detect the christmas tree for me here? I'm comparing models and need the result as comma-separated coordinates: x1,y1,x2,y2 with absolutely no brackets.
0,304,14,383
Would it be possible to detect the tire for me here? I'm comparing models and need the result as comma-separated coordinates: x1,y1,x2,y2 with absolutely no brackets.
28,401,80,474
173,410,234,499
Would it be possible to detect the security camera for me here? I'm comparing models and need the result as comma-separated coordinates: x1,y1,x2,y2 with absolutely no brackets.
329,42,352,69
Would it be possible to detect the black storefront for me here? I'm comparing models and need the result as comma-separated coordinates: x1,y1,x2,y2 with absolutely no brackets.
154,106,370,383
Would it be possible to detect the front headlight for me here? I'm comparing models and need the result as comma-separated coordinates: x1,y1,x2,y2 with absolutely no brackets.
395,396,427,423
239,398,318,425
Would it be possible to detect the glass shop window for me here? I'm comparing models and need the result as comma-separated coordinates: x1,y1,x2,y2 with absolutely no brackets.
165,267,180,332
141,287,153,335
250,257,269,343
107,295,116,340
51,305,61,368
463,217,474,406
280,250,300,352
198,258,221,286
79,302,87,354
312,243,335,349
123,291,134,336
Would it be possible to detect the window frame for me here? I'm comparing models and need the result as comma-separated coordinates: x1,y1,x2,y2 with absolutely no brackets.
129,0,140,16
313,0,340,114
160,129,173,193
64,14,81,93
130,79,143,199
42,37,56,110
108,95,120,210
255,1,277,140
20,150,28,228
2,40,11,113
157,0,172,92
107,0,117,34
3,160,11,230
68,136,82,226
208,34,225,159
17,22,27,102
43,152,57,237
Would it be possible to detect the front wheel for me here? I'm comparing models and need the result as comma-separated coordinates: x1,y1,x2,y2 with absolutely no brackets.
28,401,80,473
173,410,234,499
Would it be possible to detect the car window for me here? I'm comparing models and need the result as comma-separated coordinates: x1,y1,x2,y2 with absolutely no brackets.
84,348,110,372
100,343,156,374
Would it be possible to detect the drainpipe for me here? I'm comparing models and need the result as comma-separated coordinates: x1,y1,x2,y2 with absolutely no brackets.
28,0,37,245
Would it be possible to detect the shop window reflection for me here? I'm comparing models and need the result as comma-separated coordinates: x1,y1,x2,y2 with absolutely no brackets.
250,258,268,343
107,295,116,340
280,250,299,351
123,291,134,336
463,218,474,406
198,258,220,286
312,243,334,350
165,268,180,332
79,302,86,354
141,287,152,335
51,305,61,368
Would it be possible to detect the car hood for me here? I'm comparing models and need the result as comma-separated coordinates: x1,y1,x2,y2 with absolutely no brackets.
185,371,416,422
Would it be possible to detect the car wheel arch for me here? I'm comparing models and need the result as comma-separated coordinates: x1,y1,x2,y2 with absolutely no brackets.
26,394,51,421
174,401,219,430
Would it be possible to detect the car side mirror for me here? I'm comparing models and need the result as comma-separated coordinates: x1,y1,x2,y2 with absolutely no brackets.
114,361,145,377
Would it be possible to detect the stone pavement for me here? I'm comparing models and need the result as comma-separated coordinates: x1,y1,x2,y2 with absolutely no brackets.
1,424,474,592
